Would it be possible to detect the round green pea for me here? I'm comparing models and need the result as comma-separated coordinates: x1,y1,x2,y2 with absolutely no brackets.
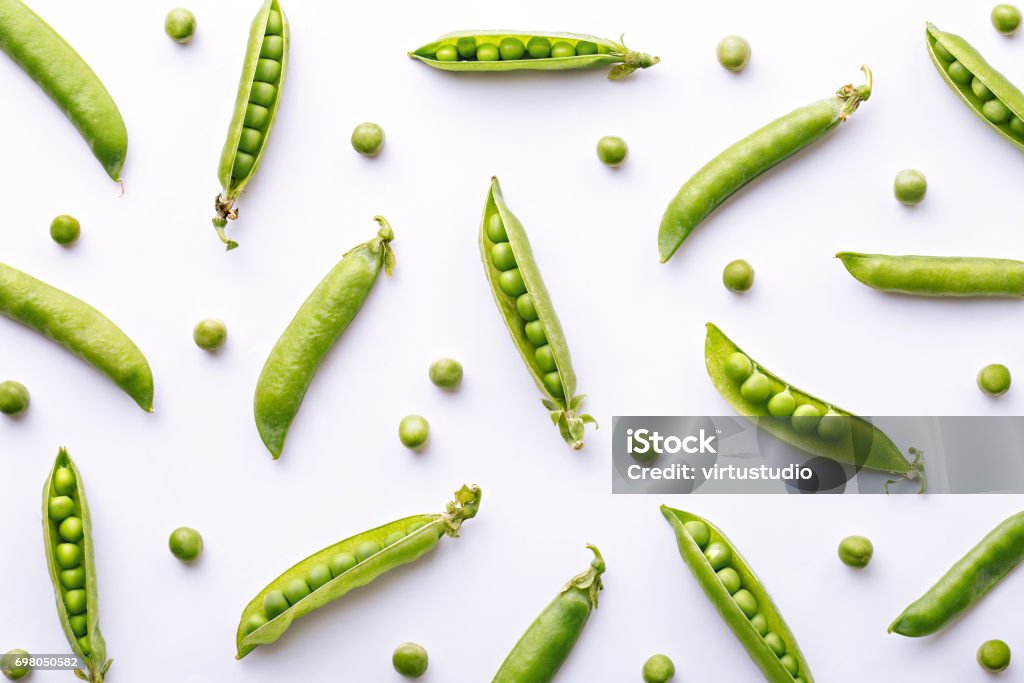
642,654,675,683
53,467,76,496
704,541,732,571
1010,116,1024,137
498,269,527,297
63,588,87,615
525,320,547,347
491,242,518,271
992,4,1022,34
893,169,927,205
516,293,538,321
527,36,551,58
55,543,81,569
456,37,477,59
351,122,385,157
791,404,821,434
384,531,405,547
69,614,87,636
983,99,1012,123
0,380,29,416
764,632,786,656
838,535,873,568
2,649,30,680
407,521,428,535
767,390,796,418
575,40,598,55
972,77,995,101
60,567,85,590
193,318,227,351
164,8,196,44
393,642,428,678
550,41,575,58
428,358,463,390
329,552,357,576
717,567,742,594
933,40,955,62
685,521,711,550
724,353,753,382
283,578,311,604
356,540,381,562
740,372,771,404
978,363,1011,396
596,136,628,167
733,589,758,618
398,414,429,450
535,345,557,373
499,37,526,60
948,60,973,85
48,496,75,521
59,516,84,543
435,44,458,62
749,612,769,636
716,35,751,71
307,563,332,590
476,43,500,61
242,613,268,635
486,213,508,243
255,58,281,84
49,214,80,246
76,637,91,657
543,371,564,398
978,639,1011,672
779,654,800,676
723,259,754,292
168,527,203,562
817,410,849,441
263,590,289,619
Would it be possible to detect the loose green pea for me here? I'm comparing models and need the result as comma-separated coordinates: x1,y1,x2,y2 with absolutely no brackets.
550,41,575,58
948,61,973,85
49,214,80,246
498,269,527,297
817,410,849,441
69,614,88,636
767,389,796,418
515,293,538,321
60,567,85,590
576,40,598,55
716,35,751,71
1010,116,1024,137
243,613,268,635
384,531,405,547
838,535,873,568
722,259,754,292
685,520,711,549
642,654,675,683
398,414,429,450
934,40,955,62
59,516,84,543
535,345,557,373
283,578,311,604
307,563,332,590
0,380,29,415
48,496,75,521
704,541,732,571
329,552,358,576
764,632,786,656
972,77,995,101
893,169,927,205
791,404,821,433
499,37,526,60
1,649,30,680
596,136,628,166
543,371,565,398
749,612,769,636
63,588,87,615
486,213,508,243
456,37,477,59
992,4,1022,34
477,43,500,61
351,122,385,157
393,642,429,678
435,44,458,62
53,467,76,496
428,358,463,390
740,372,771,403
168,526,203,562
978,639,1011,672
164,8,196,44
779,654,800,676
978,364,1012,396
525,320,547,347
983,99,1012,123
356,540,381,562
527,36,551,58
733,588,758,617
55,543,82,569
724,353,753,382
263,590,289,619
717,567,742,594
193,318,227,351
491,242,518,271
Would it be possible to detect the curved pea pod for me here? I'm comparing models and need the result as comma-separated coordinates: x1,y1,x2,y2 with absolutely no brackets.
662,507,813,683
0,0,127,181
0,262,154,411
705,323,925,491
409,31,658,80
236,484,481,659
253,217,394,458
658,67,872,263
492,545,604,683
480,177,596,450
43,448,112,683
927,23,1024,151
212,0,289,250
890,510,1024,637
837,252,1024,297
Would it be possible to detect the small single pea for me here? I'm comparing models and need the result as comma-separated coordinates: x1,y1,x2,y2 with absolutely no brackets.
525,320,547,347
550,41,575,58
68,614,87,636
476,43,500,61
684,521,710,549
499,37,526,60
724,353,753,382
716,35,751,71
516,293,538,321
893,169,927,205
329,552,357,576
398,414,429,450
193,318,227,351
283,578,311,604
543,371,564,398
406,520,428,535
486,213,508,243
779,654,800,676
350,122,385,157
59,516,84,543
733,588,758,618
767,390,796,418
0,380,29,416
791,404,821,434
428,358,463,390
242,613,268,635
63,589,87,615
498,269,527,297
55,543,82,569
393,642,429,678
972,77,995,101
933,40,955,62
983,99,1012,123
817,410,849,441
356,540,381,562
53,467,76,496
527,36,551,58
48,496,76,521
596,136,628,167
435,44,458,62
49,214,80,246
164,8,196,44
307,563,332,590
456,37,477,59
992,4,1022,34
740,372,771,404
60,567,85,590
263,590,289,618
978,639,1011,672
535,345,557,373
2,649,30,680
1010,116,1024,137
575,40,598,55
717,567,742,594
978,363,1011,396
491,242,518,271
948,60,973,85
704,541,732,571
749,612,769,636
76,637,91,657
168,526,203,562
723,259,754,292
838,535,873,568
384,531,405,547
763,632,786,656
642,653,675,683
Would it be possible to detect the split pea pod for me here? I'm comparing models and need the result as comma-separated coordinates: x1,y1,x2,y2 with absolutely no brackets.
235,484,481,659
212,0,289,250
410,31,658,80
837,252,1024,297
658,67,872,263
0,0,127,181
480,177,595,450
890,510,1024,637
927,23,1024,151
662,507,813,683
254,218,394,458
705,323,925,491
0,262,153,411
491,545,604,683
43,449,111,683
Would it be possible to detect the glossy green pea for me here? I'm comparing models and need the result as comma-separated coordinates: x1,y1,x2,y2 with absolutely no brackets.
165,8,196,43
499,37,525,60
978,364,1011,396
837,252,1024,298
972,77,994,101
263,590,289,618
723,259,754,292
329,552,357,576
486,213,509,243
642,654,675,683
249,81,277,107
398,415,429,450
733,589,758,618
1,649,30,680
50,214,80,246
193,318,227,351
59,517,84,543
54,467,76,495
307,563,332,590
724,352,753,382
61,567,85,590
524,320,547,347
893,169,927,205
739,372,771,403
767,389,796,418
56,543,82,569
993,4,1023,34
934,40,955,61
456,37,476,59
491,242,518,271
704,542,731,571
838,536,873,568
764,632,786,656
356,540,381,562
435,44,457,61
232,152,255,179
576,40,598,55
684,521,710,549
516,293,538,321
978,639,1011,672
255,58,281,83
543,372,564,398
0,380,29,415
779,654,800,675
983,98,1012,123
527,36,551,58
236,129,262,156
64,589,87,615
169,527,203,562
948,60,973,85
750,613,769,636
265,9,282,34
1010,116,1024,136
428,358,463,390
69,614,88,637
244,103,270,129
790,404,821,434
261,35,284,60
76,637,91,657
817,410,848,441
535,345,557,373
498,269,527,297
283,578,311,604
718,567,742,594
596,135,628,166
351,122,385,157
716,35,751,72
477,43,499,61
393,642,429,678
551,41,575,58
242,613,268,635
48,496,75,521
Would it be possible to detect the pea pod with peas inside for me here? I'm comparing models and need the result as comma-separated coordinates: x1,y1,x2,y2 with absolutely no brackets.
705,323,925,491
480,177,596,450
43,448,111,682
410,31,658,80
837,252,1024,297
662,507,812,682
927,23,1024,151
235,484,481,658
658,67,872,263
212,0,288,250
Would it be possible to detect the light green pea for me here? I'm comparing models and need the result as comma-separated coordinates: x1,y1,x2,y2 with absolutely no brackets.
63,588,87,615
0,380,29,416
428,358,463,390
398,414,430,450
733,588,758,618
724,352,753,382
351,122,385,157
486,213,508,243
456,37,477,59
992,4,1022,34
740,372,771,403
168,527,203,562
435,44,458,62
978,363,1011,396
723,259,754,292
550,41,575,58
498,269,527,297
716,35,751,71
983,99,1012,123
642,654,675,683
893,169,927,205
48,496,75,521
263,590,289,619
54,467,76,495
767,390,796,418
535,345,557,373
527,36,551,58
933,40,955,61
55,543,82,569
515,293,538,321
329,552,358,576
978,639,1011,672
69,614,88,636
596,136,628,166
384,531,405,547
750,612,769,636
260,35,284,60
243,613,268,635
193,318,227,351
764,632,786,656
685,520,711,549
1010,116,1024,137
283,578,311,604
49,214,80,246
779,654,800,675
491,242,518,271
838,535,873,568
575,40,598,55
948,61,973,85
393,642,429,678
307,563,332,590
972,77,994,101
499,37,526,60
476,43,500,61
164,8,196,44
543,371,564,398
355,540,381,562
817,410,849,441
791,404,821,434
60,567,85,590
717,567,742,594
525,320,547,347
59,516,84,543
704,541,732,571
1,649,30,680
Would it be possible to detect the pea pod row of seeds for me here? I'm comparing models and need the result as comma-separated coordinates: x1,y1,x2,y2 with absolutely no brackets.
705,323,925,491
212,0,289,250
410,31,658,80
43,449,111,683
837,252,1024,297
662,507,813,682
236,485,481,659
927,23,1024,151
480,177,595,450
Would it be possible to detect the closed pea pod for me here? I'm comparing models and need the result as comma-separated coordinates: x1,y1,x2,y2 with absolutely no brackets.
212,0,289,250
837,252,1024,298
235,485,481,658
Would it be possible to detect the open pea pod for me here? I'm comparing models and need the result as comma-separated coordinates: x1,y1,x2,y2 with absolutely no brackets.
705,323,924,492
480,177,595,449
662,507,814,682
927,23,1024,151
235,485,481,659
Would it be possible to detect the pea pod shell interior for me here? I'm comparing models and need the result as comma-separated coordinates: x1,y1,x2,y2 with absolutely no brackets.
837,252,1024,297
411,30,622,72
662,506,814,683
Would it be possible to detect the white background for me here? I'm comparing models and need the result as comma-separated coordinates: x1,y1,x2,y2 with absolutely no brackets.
2,0,1024,681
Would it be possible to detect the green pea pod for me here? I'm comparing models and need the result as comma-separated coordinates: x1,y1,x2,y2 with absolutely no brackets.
705,323,925,491
837,252,1024,297
662,507,813,683
43,448,112,683
890,510,1024,637
253,217,394,458
927,23,1024,151
0,262,153,411
409,31,658,80
492,545,604,683
659,67,872,263
236,484,481,659
0,0,127,181
212,0,289,250
480,177,596,450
